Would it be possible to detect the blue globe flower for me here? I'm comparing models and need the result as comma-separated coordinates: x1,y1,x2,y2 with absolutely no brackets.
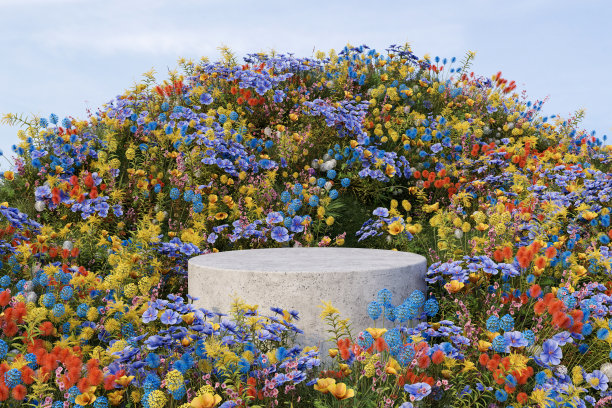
398,344,415,366
486,315,500,332
385,305,397,322
293,183,303,194
341,178,350,188
60,285,73,301
424,298,439,317
4,368,22,388
367,301,382,320
308,196,319,207
317,178,326,188
523,329,535,346
93,396,109,408
329,189,338,200
161,102,170,112
409,290,426,308
170,188,180,200
377,288,392,304
230,111,239,121
492,335,508,353
281,191,291,203
357,331,374,350
42,293,56,308
193,202,204,213
500,314,514,331
0,275,10,287
0,339,8,359
53,303,65,317
327,169,337,179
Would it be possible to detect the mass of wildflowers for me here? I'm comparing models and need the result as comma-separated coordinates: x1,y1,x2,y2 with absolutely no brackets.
0,42,611,407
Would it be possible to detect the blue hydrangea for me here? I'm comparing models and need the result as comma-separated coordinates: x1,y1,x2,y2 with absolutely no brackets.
367,301,382,320
0,275,10,287
395,303,411,322
398,344,415,366
377,288,392,304
293,183,303,194
562,295,577,309
25,353,37,369
523,329,535,346
60,285,73,301
170,188,180,200
183,190,194,202
385,305,396,322
53,303,65,317
341,178,350,188
492,335,508,353
357,330,374,350
500,314,514,332
193,202,204,213
42,293,56,308
317,178,326,188
308,196,319,207
229,111,239,121
93,396,109,408
281,191,291,203
409,290,426,308
0,339,8,359
76,303,89,318
486,315,500,332
424,298,439,317
384,327,402,354
327,169,337,179
4,368,22,388
329,189,338,199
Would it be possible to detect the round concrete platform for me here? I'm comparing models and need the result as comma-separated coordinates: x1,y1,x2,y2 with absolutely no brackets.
188,247,426,349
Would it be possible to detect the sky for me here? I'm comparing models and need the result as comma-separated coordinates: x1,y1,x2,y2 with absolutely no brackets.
1,0,611,171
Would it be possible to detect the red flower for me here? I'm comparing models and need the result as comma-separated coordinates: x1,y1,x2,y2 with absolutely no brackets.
12,384,26,401
0,290,10,307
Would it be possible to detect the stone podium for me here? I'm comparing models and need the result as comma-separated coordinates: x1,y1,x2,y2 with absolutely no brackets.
188,247,427,349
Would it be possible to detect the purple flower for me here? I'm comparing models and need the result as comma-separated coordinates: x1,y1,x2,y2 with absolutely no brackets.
539,339,562,366
373,207,389,217
404,382,431,401
160,309,180,325
430,143,443,154
207,232,218,244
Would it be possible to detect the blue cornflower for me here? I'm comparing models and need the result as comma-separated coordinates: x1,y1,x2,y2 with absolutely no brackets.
495,389,508,402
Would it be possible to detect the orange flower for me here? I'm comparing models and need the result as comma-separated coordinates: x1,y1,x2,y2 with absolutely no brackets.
108,390,124,406
432,350,445,365
417,355,430,369
529,284,542,298
545,246,557,259
75,392,96,406
11,384,25,401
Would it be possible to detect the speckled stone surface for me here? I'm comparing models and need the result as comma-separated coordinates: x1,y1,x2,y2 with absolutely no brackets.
188,247,426,349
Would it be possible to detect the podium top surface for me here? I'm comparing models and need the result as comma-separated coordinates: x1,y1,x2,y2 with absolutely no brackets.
189,247,426,274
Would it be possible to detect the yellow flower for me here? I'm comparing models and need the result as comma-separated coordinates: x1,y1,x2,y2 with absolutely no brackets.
190,393,222,408
387,220,405,235
327,382,355,400
385,357,401,375
318,300,339,320
366,327,387,339
444,280,465,293
477,340,492,352
314,378,336,393
75,392,97,406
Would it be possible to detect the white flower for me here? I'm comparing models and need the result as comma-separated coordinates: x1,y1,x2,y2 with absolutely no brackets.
324,181,333,191
454,229,464,239
601,363,612,381
62,241,73,251
311,159,320,169
322,153,331,161
264,127,272,136
34,200,45,212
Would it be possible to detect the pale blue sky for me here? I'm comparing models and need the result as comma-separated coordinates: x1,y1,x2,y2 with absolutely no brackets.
1,0,611,171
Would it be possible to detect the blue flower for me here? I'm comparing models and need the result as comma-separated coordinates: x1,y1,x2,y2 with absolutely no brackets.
404,382,431,401
377,288,392,304
373,207,389,217
424,298,438,317
500,314,514,331
329,189,338,199
539,339,562,365
266,211,284,224
327,169,337,179
160,309,180,325
486,315,500,332
367,301,382,320
308,196,319,207
341,178,350,187
271,226,289,242
585,370,609,391
200,93,213,105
